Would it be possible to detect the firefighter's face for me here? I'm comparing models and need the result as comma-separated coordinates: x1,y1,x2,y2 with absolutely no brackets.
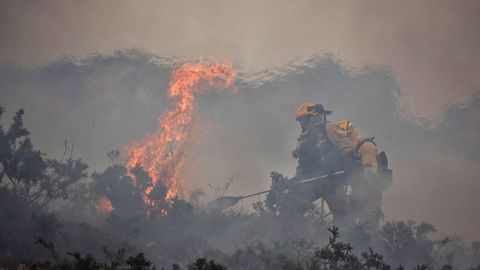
298,113,324,129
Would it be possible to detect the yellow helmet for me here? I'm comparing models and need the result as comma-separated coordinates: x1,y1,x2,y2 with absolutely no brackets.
337,120,353,133
295,103,331,121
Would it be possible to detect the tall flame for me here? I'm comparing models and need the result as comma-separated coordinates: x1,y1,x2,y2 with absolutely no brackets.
126,61,236,207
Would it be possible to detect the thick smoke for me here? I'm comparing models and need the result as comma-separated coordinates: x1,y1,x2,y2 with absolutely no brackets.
2,1,480,124
1,50,479,243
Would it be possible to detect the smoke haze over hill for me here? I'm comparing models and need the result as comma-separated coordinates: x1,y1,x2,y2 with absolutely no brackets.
1,0,480,123
1,51,479,241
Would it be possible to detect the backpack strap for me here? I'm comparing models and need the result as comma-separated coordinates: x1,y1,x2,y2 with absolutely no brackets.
354,137,376,155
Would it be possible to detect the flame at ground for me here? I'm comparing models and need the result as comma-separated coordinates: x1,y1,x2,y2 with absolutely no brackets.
97,196,114,213
126,61,236,209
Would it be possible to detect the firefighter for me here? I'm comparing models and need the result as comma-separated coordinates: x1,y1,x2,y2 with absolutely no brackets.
291,103,357,223
337,120,389,226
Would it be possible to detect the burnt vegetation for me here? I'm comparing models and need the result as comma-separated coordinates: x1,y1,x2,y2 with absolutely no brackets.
1,106,480,270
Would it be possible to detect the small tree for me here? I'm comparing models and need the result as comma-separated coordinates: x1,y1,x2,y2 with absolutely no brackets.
380,221,436,269
309,226,362,270
188,258,226,270
0,107,88,208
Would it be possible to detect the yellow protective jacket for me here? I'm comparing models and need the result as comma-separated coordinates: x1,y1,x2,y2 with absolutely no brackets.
324,122,355,156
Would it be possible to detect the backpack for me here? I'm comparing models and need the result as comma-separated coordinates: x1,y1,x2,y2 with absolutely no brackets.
353,137,390,173
354,137,393,189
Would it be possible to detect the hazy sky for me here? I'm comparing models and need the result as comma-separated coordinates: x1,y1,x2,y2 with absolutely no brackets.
1,0,479,123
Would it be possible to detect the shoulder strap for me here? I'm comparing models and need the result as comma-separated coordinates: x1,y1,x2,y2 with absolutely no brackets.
323,121,335,142
354,137,376,154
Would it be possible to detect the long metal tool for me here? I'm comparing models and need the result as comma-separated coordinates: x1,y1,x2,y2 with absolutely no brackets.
204,170,345,211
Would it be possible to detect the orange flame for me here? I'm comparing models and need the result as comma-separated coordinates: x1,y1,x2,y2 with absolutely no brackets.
126,61,236,209
97,196,114,213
